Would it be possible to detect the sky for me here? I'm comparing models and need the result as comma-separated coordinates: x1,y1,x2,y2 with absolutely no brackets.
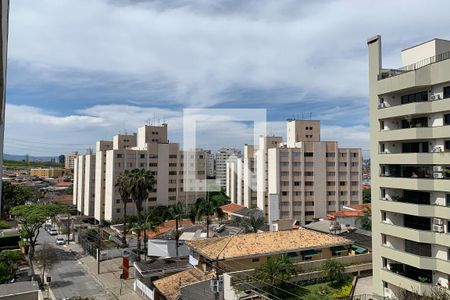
5,0,450,157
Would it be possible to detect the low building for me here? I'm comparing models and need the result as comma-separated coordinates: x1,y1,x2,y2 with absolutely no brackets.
30,168,65,178
153,267,215,300
186,228,354,273
220,203,246,220
327,203,371,229
133,257,193,300
0,281,40,300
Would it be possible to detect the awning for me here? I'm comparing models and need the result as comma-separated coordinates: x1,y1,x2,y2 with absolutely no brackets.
331,246,348,254
352,245,368,254
301,249,319,257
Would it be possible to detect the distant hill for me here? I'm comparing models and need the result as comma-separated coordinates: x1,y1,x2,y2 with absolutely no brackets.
4,154,57,162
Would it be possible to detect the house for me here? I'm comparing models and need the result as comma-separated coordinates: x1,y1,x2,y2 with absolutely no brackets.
152,267,215,300
220,203,246,220
0,281,40,300
133,257,192,300
186,228,354,273
148,223,242,258
327,203,371,229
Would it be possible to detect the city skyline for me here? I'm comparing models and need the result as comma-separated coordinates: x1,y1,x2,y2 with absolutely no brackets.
5,0,450,156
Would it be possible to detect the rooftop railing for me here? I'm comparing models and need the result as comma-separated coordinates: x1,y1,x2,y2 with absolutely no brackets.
378,50,450,80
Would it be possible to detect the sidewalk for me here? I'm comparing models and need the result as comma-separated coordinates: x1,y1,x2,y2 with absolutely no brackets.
65,243,142,300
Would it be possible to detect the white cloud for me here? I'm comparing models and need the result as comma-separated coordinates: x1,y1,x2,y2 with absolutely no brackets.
9,0,450,106
5,104,369,156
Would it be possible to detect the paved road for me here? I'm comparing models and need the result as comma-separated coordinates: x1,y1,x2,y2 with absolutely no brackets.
37,228,106,299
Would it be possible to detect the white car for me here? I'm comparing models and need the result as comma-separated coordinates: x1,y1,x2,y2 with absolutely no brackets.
48,228,58,235
55,237,65,245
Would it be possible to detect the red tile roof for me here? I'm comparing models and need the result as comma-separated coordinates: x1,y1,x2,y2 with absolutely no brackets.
144,219,194,238
221,203,246,214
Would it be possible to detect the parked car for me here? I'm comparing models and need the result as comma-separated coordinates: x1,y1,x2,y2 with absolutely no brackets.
55,237,65,245
48,228,58,235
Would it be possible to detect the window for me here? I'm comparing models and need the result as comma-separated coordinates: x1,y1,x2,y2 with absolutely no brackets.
280,162,289,167
328,201,336,205
351,191,358,196
339,162,347,167
340,191,347,196
280,152,289,157
281,172,289,176
352,153,358,158
327,181,335,186
169,171,177,175
168,196,176,201
446,140,450,151
305,181,314,186
305,201,314,206
169,154,177,159
292,152,301,157
351,162,359,167
304,162,314,167
149,163,157,167
116,199,121,204
293,172,301,176
443,86,450,98
304,152,314,157
140,154,145,159
281,191,289,196
293,162,301,167
306,191,314,196
328,172,335,176
326,152,335,157
405,240,431,257
401,90,428,104
340,153,346,158
328,191,335,196
116,208,121,213
327,162,335,167
444,113,450,125
351,181,358,186
252,258,259,262
339,181,346,186
117,154,123,158
305,171,314,176
294,181,300,186
447,194,450,207
169,163,177,167
281,181,290,186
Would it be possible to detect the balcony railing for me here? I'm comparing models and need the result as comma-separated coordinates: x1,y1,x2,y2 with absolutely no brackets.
378,50,450,80
380,165,450,179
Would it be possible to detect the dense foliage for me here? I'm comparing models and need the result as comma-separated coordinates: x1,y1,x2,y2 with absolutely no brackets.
2,181,36,213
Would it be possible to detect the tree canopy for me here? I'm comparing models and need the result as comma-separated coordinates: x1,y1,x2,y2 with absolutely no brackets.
2,181,36,213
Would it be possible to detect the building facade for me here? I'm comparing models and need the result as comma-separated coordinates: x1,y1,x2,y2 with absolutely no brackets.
30,168,65,178
369,36,450,298
226,120,362,224
215,148,241,189
205,150,215,178
65,151,79,171
73,124,207,222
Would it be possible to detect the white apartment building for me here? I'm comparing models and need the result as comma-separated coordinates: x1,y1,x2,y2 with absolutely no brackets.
65,151,79,170
205,150,215,178
369,36,450,298
73,124,207,222
216,148,241,189
227,120,362,224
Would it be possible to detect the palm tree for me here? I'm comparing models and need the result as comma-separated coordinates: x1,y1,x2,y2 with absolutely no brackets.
141,210,161,261
115,172,131,245
254,254,297,294
127,168,156,261
240,211,265,233
168,202,185,256
192,196,225,238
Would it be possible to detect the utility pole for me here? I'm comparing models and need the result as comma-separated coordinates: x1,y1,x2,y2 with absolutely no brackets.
66,212,70,245
97,222,102,274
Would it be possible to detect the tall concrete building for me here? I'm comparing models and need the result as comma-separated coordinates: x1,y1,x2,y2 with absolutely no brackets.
0,0,9,213
215,148,241,189
205,150,215,178
73,124,207,222
65,151,79,171
226,120,362,224
369,36,450,298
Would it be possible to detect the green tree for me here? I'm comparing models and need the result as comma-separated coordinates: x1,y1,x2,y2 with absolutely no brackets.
190,196,225,238
362,188,371,203
209,190,230,207
11,203,69,266
357,206,372,231
141,208,163,260
254,254,297,294
0,250,24,283
126,169,156,261
115,172,131,245
34,242,57,284
58,155,65,165
167,202,185,256
322,259,347,284
239,211,265,233
2,181,36,213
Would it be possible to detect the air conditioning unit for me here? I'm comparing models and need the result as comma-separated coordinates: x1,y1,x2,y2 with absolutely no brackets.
433,218,443,225
433,224,444,233
433,166,443,172
378,103,386,108
433,173,443,179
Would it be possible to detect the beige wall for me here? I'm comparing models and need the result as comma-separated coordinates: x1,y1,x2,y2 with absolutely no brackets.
30,168,64,177
83,154,95,217
369,35,450,297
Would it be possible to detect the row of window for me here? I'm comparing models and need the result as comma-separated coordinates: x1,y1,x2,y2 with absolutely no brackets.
280,191,359,196
280,152,359,158
116,153,204,159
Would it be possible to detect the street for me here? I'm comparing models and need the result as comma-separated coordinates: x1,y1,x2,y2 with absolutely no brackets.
37,228,106,299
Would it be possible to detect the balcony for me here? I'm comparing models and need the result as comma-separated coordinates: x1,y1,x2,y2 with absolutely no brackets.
378,124,450,142
380,164,450,180
379,222,450,247
380,198,450,220
380,246,450,275
380,268,435,296
378,96,450,119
